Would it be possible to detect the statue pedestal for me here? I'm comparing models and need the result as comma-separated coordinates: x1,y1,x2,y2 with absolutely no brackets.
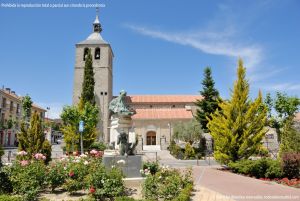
103,155,142,178
109,114,136,150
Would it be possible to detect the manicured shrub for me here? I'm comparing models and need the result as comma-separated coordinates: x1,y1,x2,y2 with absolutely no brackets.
0,195,22,201
0,167,13,194
265,160,283,179
229,158,283,179
169,140,184,159
41,140,52,164
281,152,300,179
184,143,195,159
89,141,107,151
250,158,270,178
143,161,159,175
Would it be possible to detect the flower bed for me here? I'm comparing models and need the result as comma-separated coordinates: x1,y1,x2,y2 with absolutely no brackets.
0,149,125,201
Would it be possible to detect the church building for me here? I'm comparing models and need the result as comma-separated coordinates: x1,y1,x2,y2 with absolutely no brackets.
72,13,201,150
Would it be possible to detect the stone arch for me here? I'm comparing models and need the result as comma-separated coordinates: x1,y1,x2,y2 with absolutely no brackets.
95,47,100,60
83,47,89,61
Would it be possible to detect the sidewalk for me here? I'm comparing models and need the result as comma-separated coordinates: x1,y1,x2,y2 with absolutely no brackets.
193,166,300,201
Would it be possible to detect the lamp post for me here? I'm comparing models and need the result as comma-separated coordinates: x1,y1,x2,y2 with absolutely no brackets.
167,123,171,144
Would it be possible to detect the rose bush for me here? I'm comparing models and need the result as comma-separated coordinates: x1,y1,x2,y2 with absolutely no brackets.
142,166,193,200
8,160,46,201
86,158,125,200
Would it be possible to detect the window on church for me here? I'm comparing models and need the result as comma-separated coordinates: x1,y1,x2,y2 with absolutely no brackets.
104,92,107,95
83,48,89,61
95,48,100,60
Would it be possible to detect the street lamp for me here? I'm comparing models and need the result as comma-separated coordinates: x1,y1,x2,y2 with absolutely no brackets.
167,123,171,144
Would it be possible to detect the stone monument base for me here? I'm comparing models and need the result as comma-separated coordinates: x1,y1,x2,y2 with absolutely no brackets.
103,155,142,178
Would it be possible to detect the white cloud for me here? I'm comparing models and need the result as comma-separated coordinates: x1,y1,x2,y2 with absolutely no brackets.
125,24,263,69
262,83,300,91
249,67,287,82
37,102,64,119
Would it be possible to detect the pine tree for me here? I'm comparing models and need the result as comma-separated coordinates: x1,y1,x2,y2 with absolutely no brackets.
207,59,267,164
195,67,220,132
81,48,95,105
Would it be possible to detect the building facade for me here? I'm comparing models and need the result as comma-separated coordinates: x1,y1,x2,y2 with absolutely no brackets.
0,87,46,147
72,13,201,147
72,14,113,142
126,95,200,150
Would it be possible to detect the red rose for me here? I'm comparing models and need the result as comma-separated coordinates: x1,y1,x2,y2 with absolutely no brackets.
69,171,75,177
90,187,96,194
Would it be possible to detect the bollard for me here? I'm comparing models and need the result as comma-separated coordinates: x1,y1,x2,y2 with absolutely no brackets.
8,151,12,162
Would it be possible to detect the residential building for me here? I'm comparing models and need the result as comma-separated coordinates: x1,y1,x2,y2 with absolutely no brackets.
0,87,46,147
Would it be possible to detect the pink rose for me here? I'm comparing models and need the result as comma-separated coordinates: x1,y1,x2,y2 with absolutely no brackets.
20,160,29,166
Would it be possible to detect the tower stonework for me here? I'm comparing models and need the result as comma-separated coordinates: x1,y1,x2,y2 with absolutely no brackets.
72,14,113,143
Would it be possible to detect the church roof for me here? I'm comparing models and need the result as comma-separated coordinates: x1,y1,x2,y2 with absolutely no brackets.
77,32,108,45
125,95,202,104
77,12,108,45
132,108,193,120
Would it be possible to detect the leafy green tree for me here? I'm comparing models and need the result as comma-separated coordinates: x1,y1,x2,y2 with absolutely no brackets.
21,95,33,122
18,112,51,160
81,49,95,105
195,67,220,132
274,92,300,119
279,117,300,157
207,59,267,164
60,101,99,152
173,119,202,144
264,92,300,142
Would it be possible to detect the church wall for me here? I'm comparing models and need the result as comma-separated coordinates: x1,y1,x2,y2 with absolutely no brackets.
133,119,191,148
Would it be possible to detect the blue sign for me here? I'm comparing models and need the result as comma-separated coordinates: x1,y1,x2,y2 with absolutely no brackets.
79,120,84,132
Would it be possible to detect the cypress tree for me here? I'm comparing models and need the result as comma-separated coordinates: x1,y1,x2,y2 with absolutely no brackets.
81,48,95,105
21,95,33,123
195,67,220,132
207,59,267,164
18,112,51,158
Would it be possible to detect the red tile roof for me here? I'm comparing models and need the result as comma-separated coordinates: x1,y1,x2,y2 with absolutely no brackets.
132,108,193,120
125,95,202,104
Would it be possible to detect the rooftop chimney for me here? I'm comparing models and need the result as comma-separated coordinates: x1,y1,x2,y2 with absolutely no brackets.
11,91,16,95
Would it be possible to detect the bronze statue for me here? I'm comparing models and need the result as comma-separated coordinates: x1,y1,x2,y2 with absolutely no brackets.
117,131,137,156
109,90,135,116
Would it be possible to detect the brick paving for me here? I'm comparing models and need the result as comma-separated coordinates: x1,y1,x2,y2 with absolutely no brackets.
193,166,300,201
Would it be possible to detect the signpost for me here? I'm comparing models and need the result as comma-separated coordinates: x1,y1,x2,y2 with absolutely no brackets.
79,120,84,154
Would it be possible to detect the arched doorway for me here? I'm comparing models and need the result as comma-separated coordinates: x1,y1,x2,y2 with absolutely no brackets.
146,131,156,145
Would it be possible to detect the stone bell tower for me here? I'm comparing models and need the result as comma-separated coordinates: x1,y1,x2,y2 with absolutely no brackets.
72,10,113,143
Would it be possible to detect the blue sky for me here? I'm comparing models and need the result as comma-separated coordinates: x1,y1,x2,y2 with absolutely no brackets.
0,0,300,118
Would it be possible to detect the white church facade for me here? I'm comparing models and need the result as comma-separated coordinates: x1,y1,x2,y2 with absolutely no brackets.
72,13,201,150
